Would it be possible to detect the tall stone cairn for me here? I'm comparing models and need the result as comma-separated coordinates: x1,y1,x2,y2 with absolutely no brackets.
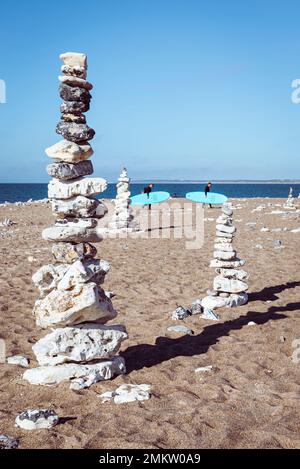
283,187,296,210
109,167,140,233
23,52,128,390
201,203,249,310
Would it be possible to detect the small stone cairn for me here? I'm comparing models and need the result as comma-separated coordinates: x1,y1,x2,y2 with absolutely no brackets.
283,187,296,210
23,52,128,390
109,167,139,233
201,203,249,310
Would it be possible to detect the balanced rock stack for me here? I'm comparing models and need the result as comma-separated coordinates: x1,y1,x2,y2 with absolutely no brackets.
23,52,128,390
109,167,140,233
201,203,249,310
283,187,296,210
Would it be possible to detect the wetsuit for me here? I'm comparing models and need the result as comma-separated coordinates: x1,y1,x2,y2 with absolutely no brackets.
204,185,212,208
144,186,152,210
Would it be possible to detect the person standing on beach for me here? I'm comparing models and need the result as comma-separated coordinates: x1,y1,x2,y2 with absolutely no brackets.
204,181,212,208
144,183,154,210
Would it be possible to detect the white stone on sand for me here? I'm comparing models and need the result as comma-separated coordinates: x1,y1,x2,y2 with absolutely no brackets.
100,384,151,404
15,409,59,430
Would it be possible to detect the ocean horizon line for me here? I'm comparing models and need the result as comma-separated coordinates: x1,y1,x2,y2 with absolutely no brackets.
1,180,300,185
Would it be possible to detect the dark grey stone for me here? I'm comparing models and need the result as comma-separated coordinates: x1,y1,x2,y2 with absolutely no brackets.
61,65,87,79
56,121,95,143
60,84,91,103
47,160,93,180
0,435,19,449
171,306,192,320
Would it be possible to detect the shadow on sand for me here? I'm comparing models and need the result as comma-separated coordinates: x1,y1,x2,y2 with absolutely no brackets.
122,308,287,374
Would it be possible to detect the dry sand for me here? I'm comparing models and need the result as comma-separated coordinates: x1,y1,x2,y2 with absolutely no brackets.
0,198,299,449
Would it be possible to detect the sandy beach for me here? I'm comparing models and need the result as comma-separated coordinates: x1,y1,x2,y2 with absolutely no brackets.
0,197,300,449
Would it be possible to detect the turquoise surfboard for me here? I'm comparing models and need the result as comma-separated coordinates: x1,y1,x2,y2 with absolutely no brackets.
130,191,170,206
186,191,228,205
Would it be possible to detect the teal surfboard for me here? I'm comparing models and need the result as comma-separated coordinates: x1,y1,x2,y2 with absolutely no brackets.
186,191,228,205
130,191,170,206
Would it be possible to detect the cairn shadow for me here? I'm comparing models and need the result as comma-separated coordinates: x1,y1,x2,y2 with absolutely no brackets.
267,302,300,314
248,281,300,302
122,309,287,374
59,417,77,425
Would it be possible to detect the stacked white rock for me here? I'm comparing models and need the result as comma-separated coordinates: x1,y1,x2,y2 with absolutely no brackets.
23,52,128,390
201,203,249,310
108,167,139,233
283,187,296,210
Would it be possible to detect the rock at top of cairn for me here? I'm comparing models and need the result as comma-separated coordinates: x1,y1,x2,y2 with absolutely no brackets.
283,187,296,210
24,53,127,389
201,203,249,310
108,167,140,233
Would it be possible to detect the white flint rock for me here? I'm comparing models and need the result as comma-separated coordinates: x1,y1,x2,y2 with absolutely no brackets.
215,268,248,280
7,355,29,368
100,384,151,404
210,258,245,268
51,196,105,219
34,284,117,328
227,292,248,307
23,356,126,389
214,243,234,252
201,296,229,309
32,264,69,296
33,324,128,366
201,293,248,309
213,276,248,293
42,223,102,243
213,250,236,261
216,216,233,225
214,237,233,244
60,52,87,69
201,308,220,320
167,325,194,335
222,206,233,216
15,409,59,430
57,259,110,290
215,231,234,239
48,177,107,200
45,140,93,163
216,224,236,234
195,365,214,373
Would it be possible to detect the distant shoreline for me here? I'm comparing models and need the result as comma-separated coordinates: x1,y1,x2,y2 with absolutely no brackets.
131,180,300,185
1,181,300,185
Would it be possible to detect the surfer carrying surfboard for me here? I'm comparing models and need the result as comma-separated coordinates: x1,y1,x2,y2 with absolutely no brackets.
204,182,213,208
143,183,154,210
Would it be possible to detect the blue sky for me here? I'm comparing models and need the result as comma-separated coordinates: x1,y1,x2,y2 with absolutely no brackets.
0,0,300,182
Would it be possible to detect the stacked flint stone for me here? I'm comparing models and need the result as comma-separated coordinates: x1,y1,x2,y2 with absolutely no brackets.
23,52,127,390
283,187,296,210
108,167,140,233
201,203,249,310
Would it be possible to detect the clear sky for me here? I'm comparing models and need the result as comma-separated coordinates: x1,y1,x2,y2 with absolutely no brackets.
0,0,300,182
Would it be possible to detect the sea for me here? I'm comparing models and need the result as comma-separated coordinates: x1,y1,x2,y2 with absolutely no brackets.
0,183,300,204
